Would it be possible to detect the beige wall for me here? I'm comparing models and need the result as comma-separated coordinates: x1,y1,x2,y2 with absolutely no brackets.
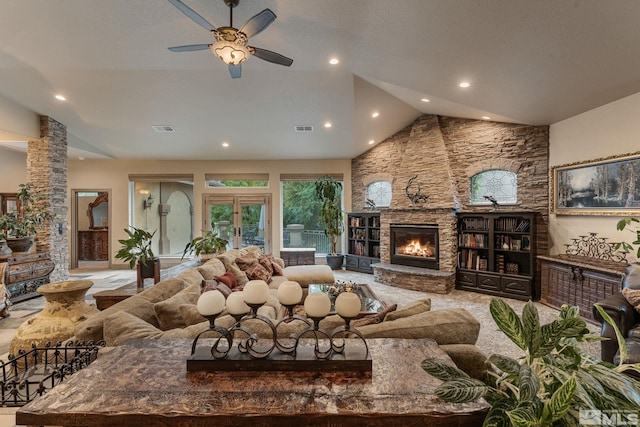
68,158,352,267
549,91,640,262
0,148,27,190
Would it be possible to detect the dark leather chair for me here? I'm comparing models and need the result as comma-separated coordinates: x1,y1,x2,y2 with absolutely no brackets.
593,263,640,365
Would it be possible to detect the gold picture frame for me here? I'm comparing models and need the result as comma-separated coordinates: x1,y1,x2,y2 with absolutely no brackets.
551,151,640,216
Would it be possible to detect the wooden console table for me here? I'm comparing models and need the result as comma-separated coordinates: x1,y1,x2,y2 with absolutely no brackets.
17,338,488,426
538,254,627,322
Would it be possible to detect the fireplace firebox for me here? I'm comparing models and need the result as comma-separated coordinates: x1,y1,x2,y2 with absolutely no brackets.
390,224,439,269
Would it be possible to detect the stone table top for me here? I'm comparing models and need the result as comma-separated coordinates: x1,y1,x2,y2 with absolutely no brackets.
17,338,488,427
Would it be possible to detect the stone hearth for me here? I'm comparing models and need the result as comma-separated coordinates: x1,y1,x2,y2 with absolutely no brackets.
372,208,457,294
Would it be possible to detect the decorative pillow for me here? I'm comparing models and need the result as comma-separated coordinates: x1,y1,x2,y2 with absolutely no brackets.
104,311,163,346
216,252,237,270
258,254,275,274
235,255,258,271
153,282,201,330
201,279,233,298
622,288,640,314
229,264,249,287
215,270,237,289
175,269,205,287
197,259,226,279
384,299,431,322
246,262,272,283
179,304,207,326
352,304,397,328
271,260,284,276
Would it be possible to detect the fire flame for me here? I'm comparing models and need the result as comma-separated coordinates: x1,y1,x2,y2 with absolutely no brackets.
400,240,433,257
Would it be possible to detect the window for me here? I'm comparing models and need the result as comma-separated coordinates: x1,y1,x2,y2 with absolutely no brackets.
470,169,518,205
129,174,194,256
280,174,344,254
366,181,392,208
205,173,269,188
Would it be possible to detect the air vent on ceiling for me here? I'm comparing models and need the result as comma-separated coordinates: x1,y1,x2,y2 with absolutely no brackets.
294,125,314,132
152,125,175,133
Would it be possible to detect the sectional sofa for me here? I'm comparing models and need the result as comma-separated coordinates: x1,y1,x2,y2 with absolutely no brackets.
73,246,489,378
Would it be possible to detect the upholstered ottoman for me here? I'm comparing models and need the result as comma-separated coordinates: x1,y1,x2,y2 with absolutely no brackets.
281,265,335,287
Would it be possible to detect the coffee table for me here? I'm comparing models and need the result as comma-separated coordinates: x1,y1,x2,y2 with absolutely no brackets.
308,283,387,317
16,338,488,426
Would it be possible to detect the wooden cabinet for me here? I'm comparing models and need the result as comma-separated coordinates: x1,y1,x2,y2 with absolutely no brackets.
538,254,626,322
346,213,380,273
456,212,536,300
78,230,109,261
0,253,55,303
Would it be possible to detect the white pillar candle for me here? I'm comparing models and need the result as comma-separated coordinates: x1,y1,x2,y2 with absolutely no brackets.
277,281,303,305
335,292,361,318
196,290,226,316
242,280,269,304
226,292,250,315
304,292,331,318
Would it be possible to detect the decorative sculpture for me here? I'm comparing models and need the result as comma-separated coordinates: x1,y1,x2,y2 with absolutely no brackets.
405,175,429,206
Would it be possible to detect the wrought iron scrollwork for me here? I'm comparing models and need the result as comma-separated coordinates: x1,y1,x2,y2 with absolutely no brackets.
564,232,627,263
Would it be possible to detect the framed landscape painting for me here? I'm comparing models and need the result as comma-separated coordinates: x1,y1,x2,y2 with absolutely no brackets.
551,151,640,216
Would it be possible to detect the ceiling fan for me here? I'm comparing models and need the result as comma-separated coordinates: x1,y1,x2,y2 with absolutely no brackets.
167,0,293,79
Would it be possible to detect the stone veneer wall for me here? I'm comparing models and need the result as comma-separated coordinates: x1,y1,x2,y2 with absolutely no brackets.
26,116,69,282
352,114,549,292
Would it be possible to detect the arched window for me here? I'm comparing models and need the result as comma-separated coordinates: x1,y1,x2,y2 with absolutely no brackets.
366,181,392,207
470,170,518,205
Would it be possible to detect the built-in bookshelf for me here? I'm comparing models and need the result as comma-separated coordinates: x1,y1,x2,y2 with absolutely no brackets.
456,212,536,300
346,212,380,273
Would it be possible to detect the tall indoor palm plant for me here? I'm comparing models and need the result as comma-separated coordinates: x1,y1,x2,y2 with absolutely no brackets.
314,175,344,269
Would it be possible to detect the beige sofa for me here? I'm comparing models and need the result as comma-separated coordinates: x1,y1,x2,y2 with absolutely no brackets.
73,246,488,378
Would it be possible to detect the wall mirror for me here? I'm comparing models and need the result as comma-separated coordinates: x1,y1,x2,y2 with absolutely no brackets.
88,193,109,229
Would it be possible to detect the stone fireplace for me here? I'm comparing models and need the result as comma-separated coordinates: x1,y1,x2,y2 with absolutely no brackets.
390,224,439,269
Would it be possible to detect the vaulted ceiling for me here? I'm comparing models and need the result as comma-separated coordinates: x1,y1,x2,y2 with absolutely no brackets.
1,0,640,160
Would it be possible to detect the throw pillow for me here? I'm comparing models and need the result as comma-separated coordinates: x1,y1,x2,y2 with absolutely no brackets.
197,258,226,279
258,254,274,274
352,304,397,328
246,262,272,283
200,279,233,298
235,255,258,271
271,259,284,276
229,264,249,287
384,299,431,322
215,270,237,289
179,304,207,326
622,288,640,314
153,282,201,330
104,311,163,346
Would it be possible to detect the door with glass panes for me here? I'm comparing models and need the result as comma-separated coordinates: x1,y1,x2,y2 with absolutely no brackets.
204,195,270,252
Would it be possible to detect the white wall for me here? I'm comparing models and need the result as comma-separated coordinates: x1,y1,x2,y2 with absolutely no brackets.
549,92,640,262
68,158,352,267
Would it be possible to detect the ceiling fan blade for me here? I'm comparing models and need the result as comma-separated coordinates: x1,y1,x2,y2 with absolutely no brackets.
240,8,276,38
251,47,293,67
229,64,242,79
168,0,216,32
168,44,210,52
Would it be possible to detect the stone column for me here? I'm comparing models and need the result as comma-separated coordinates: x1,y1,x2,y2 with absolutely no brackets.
26,116,69,282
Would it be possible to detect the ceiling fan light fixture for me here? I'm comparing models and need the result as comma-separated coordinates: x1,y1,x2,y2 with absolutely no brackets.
211,41,250,65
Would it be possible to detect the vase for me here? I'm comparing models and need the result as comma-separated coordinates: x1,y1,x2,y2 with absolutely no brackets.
6,236,34,253
9,280,99,361
0,240,11,257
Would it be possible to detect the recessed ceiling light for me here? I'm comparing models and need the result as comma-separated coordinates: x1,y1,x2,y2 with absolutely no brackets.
368,140,375,145
222,142,229,148
329,57,339,65
324,122,332,128
371,112,380,118
482,116,491,120
55,94,66,101
459,82,470,88
421,98,430,103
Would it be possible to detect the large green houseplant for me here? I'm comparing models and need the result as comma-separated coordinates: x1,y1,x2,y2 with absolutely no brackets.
421,298,640,427
115,226,157,269
181,222,228,260
614,217,640,259
0,183,53,253
314,175,345,270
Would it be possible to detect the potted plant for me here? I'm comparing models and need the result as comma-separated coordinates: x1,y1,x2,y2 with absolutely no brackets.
614,217,640,259
314,175,345,270
115,226,159,290
181,222,228,260
0,183,53,253
421,298,640,426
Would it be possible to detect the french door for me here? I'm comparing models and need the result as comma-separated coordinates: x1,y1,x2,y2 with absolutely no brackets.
203,195,271,252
